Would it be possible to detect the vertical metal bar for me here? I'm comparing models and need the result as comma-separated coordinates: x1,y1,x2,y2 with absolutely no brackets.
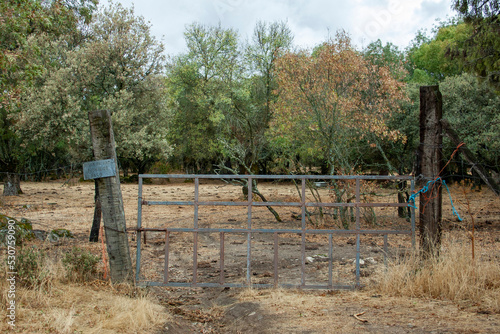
301,177,306,288
194,177,199,228
383,234,388,269
164,231,170,284
135,176,143,282
274,232,279,288
355,178,361,288
410,178,416,248
328,233,333,288
247,176,252,285
220,232,225,285
193,177,199,286
355,178,361,228
193,231,198,286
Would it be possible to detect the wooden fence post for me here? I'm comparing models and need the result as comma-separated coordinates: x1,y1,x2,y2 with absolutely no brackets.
88,110,133,283
417,86,443,256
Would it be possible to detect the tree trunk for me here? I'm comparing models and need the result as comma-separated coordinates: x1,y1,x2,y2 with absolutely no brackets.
243,180,282,222
3,173,22,196
88,109,133,283
417,86,443,257
397,181,410,219
89,180,102,242
252,188,282,222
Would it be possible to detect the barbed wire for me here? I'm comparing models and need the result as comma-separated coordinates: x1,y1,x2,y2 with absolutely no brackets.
0,165,84,184
0,155,497,184
0,163,83,176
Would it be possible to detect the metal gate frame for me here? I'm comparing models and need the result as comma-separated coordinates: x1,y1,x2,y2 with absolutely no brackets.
134,174,415,289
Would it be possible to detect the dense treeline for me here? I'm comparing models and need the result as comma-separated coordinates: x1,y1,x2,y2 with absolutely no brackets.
1,0,499,195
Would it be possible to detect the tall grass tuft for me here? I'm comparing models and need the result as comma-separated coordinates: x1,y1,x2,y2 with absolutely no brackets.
375,236,500,312
0,246,169,333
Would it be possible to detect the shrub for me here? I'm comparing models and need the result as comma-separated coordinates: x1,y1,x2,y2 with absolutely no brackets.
47,228,74,242
62,247,101,282
15,247,48,288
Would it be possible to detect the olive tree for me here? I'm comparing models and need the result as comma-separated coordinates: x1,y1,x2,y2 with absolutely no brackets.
166,23,239,173
18,3,170,174
1,0,97,195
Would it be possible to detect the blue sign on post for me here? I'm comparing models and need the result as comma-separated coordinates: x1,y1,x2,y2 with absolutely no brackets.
83,159,117,180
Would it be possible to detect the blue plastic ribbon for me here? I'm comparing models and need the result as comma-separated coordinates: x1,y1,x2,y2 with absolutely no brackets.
408,177,462,222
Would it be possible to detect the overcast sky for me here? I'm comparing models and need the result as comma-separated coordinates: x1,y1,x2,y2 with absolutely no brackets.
102,0,456,55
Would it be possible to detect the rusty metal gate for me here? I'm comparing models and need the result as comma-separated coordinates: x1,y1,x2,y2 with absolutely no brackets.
134,174,415,289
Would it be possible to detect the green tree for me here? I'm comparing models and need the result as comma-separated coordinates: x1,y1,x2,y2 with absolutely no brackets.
244,21,293,126
450,0,500,90
166,23,239,173
363,39,407,80
408,22,469,84
17,3,170,175
0,0,97,195
440,73,500,178
221,20,294,175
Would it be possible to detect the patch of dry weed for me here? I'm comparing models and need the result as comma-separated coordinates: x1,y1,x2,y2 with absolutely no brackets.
0,247,169,333
373,235,500,312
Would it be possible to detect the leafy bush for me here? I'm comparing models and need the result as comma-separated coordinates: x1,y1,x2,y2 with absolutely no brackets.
149,160,173,174
15,247,48,288
62,247,100,282
47,228,74,242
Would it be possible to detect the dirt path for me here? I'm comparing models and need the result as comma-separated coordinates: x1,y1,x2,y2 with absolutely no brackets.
154,286,500,334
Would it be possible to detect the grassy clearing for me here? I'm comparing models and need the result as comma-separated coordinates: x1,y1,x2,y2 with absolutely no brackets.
373,234,500,312
0,245,169,333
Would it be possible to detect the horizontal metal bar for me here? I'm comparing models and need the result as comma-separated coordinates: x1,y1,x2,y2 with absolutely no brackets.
245,283,356,290
143,200,410,208
248,202,409,208
138,281,243,288
139,174,413,181
144,201,194,206
145,201,249,206
137,281,356,290
202,201,300,207
130,227,412,235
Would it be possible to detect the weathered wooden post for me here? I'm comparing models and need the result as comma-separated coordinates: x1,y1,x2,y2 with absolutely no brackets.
87,110,133,283
417,86,443,256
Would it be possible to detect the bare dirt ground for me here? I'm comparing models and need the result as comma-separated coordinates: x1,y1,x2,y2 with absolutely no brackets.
1,179,500,333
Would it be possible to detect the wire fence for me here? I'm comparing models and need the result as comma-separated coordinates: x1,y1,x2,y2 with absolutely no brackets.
1,158,497,183
0,164,84,182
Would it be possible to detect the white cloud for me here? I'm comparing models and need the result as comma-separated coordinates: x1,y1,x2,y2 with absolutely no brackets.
102,0,456,54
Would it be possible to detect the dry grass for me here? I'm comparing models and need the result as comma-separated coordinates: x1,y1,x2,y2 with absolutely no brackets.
374,234,500,312
0,247,170,333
